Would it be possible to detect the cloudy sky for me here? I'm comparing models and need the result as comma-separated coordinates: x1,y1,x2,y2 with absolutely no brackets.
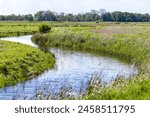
0,0,149,15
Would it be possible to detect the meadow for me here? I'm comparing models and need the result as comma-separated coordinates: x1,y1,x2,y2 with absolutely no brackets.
0,22,39,37
0,21,150,99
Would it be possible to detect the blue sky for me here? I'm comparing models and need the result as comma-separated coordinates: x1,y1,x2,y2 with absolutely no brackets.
0,0,149,15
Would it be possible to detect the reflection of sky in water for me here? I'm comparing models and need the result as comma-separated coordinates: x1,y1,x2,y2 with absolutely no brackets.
1,35,37,47
0,36,138,100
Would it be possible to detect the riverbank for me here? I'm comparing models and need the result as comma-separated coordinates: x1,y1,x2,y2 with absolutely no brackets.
0,40,55,88
32,23,150,99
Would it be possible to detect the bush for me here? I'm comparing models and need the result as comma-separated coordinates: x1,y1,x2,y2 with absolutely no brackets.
39,23,51,33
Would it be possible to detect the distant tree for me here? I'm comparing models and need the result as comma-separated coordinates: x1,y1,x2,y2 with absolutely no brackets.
101,12,113,21
44,11,57,21
27,14,33,21
66,13,75,21
99,9,106,16
0,10,149,22
144,14,150,22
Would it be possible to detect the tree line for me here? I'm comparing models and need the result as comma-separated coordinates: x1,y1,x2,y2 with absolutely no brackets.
0,10,150,22
0,14,34,21
101,11,150,22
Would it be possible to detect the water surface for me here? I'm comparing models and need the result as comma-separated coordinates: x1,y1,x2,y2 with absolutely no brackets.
0,35,138,99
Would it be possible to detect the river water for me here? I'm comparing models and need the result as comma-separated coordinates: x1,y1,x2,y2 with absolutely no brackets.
0,35,138,100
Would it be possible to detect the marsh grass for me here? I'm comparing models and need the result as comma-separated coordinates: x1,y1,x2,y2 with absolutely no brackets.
31,73,105,100
32,85,78,100
32,22,150,99
83,74,150,100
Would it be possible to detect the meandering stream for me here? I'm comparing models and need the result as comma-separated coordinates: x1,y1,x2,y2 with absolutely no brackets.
0,35,138,100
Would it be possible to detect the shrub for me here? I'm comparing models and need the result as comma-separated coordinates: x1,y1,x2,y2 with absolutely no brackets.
39,23,51,33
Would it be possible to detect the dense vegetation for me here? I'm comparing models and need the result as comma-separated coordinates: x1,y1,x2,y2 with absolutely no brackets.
0,14,33,21
0,22,38,37
0,10,150,22
101,11,150,22
39,23,51,33
0,40,55,88
0,21,149,99
32,22,150,99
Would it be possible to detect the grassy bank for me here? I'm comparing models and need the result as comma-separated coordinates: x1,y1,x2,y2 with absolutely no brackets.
32,23,150,99
0,40,55,88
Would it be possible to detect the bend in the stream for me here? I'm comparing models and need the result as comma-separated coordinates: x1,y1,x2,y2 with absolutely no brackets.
0,35,138,100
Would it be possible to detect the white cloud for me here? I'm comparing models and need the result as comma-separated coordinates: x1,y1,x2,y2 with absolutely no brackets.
0,0,149,15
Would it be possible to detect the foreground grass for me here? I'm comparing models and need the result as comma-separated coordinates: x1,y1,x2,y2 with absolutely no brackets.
84,75,150,100
32,23,150,99
0,40,55,88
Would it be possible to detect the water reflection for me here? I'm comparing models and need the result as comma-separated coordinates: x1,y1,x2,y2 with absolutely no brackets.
0,35,138,100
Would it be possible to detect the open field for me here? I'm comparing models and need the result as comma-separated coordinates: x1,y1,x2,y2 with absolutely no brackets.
0,22,38,37
0,21,102,38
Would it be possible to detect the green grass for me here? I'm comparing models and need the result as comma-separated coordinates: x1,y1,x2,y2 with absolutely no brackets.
0,21,101,37
0,40,55,88
0,21,136,38
0,22,39,37
84,73,150,100
0,21,150,99
32,22,150,99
